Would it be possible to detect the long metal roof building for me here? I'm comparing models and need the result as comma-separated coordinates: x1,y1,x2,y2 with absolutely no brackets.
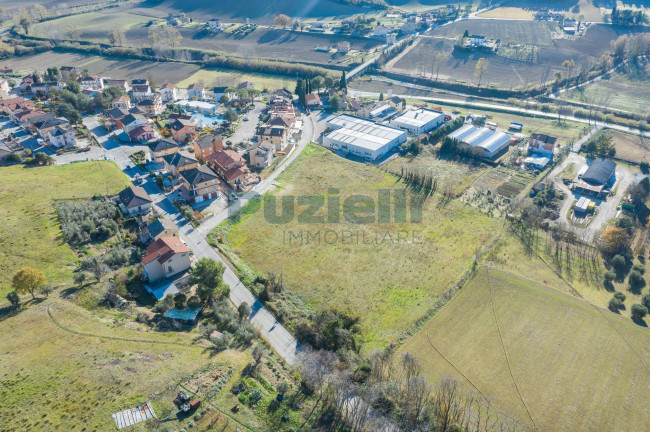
447,124,512,159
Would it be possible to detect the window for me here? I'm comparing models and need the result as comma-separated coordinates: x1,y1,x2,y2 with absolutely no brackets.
168,265,173,272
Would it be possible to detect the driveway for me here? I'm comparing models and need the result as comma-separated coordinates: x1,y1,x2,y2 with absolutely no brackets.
551,153,636,241
228,101,265,146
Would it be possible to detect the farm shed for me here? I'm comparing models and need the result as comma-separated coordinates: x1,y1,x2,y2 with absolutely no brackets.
524,156,550,170
574,197,591,215
164,307,202,324
390,108,445,134
324,115,407,161
112,402,156,429
447,124,512,160
574,158,616,197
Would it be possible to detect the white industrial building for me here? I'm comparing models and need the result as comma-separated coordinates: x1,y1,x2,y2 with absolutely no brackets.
390,109,445,134
447,124,512,159
324,115,407,161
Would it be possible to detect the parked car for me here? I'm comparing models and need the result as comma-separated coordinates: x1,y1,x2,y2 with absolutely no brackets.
230,192,238,201
243,117,249,121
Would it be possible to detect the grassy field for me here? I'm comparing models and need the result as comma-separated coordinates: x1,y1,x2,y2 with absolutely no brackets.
3,51,201,85
217,144,501,348
177,68,295,91
0,297,254,431
477,7,535,19
0,162,131,298
398,267,650,432
31,12,160,42
561,60,650,113
393,22,622,88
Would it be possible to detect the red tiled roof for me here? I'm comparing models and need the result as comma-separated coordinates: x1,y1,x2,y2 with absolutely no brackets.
142,236,190,265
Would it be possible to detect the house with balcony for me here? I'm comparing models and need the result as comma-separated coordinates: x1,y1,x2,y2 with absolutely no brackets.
159,82,178,102
163,152,199,177
141,236,192,283
178,165,220,203
148,138,179,163
138,94,164,117
192,133,223,161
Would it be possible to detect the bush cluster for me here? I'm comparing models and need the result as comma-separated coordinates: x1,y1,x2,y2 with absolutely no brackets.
56,200,121,245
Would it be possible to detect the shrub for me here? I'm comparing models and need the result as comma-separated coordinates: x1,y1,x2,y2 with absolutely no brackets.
642,293,650,309
631,304,648,321
614,291,626,302
611,254,627,274
632,263,645,274
604,271,616,283
641,161,649,174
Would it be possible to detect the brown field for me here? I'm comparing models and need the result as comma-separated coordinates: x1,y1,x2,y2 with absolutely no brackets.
609,130,650,164
392,23,637,88
2,51,201,85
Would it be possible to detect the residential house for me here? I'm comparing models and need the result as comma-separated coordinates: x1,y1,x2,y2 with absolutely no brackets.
148,138,179,163
32,117,69,138
131,84,153,102
78,75,104,90
170,118,197,143
213,86,230,101
13,109,48,125
141,236,192,283
128,125,156,142
121,113,150,134
248,141,275,168
48,126,77,150
60,66,79,79
104,107,130,130
337,41,351,53
357,101,394,119
118,186,153,216
529,133,557,156
187,83,205,100
207,150,249,189
387,96,406,111
0,79,10,97
163,152,199,177
238,81,254,90
31,81,64,95
159,83,178,102
0,140,23,163
192,133,223,161
112,95,131,109
108,79,130,92
0,97,34,115
138,94,164,117
305,93,322,109
140,217,179,243
207,18,224,31
132,78,149,86
19,74,39,92
178,165,220,203
256,125,288,151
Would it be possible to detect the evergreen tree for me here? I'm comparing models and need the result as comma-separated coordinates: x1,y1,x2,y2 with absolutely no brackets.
340,71,347,90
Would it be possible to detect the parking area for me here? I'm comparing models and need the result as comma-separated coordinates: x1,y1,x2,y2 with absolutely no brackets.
550,152,636,240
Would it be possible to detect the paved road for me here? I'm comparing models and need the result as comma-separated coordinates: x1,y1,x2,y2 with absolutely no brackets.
82,112,324,365
197,110,324,235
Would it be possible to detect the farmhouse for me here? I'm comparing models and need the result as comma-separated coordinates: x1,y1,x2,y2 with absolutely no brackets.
447,124,512,159
324,115,407,161
529,132,557,155
148,138,179,163
207,18,224,31
118,186,153,216
141,236,192,283
390,108,445,134
337,41,351,53
574,158,616,197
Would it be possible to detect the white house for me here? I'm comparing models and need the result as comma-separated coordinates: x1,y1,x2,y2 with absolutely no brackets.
141,236,192,283
207,18,224,31
187,83,205,100
118,186,153,216
529,133,557,156
47,126,76,149
131,84,153,102
159,83,178,102
390,109,445,134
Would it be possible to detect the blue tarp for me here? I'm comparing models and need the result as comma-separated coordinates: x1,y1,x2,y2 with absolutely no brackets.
164,307,201,322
